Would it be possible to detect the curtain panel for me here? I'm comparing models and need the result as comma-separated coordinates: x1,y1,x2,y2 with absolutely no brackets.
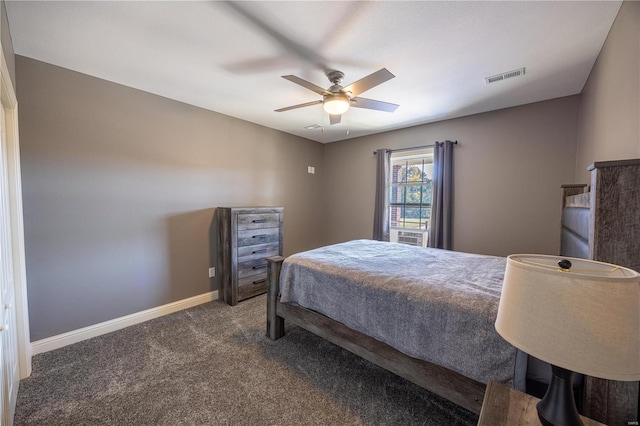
372,149,391,241
428,140,455,249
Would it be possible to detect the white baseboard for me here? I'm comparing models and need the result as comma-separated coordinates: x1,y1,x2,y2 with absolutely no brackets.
31,291,218,355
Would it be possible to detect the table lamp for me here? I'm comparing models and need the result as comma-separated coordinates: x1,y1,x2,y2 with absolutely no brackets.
495,254,640,426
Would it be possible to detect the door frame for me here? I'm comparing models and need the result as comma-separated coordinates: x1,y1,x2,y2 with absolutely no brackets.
1,45,32,379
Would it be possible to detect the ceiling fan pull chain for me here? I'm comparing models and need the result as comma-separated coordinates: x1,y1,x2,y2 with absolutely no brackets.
346,111,350,135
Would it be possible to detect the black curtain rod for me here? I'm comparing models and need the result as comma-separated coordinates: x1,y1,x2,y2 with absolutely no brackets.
373,140,458,155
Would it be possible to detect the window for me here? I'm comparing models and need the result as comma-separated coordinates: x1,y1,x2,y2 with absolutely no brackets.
389,148,433,246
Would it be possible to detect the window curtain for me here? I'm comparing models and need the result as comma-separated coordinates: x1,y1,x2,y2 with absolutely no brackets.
372,148,391,241
428,140,455,249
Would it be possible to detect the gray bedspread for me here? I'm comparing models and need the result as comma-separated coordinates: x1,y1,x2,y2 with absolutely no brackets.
279,239,517,385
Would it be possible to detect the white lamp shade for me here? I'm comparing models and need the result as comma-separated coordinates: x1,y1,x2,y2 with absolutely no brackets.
323,93,350,115
495,254,640,381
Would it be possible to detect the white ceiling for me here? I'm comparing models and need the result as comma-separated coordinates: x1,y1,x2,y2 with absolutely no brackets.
5,1,622,144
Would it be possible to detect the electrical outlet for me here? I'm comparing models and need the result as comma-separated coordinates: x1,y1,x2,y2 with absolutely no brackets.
307,166,315,174
208,267,215,278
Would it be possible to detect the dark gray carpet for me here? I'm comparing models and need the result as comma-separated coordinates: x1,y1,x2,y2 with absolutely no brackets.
14,295,478,425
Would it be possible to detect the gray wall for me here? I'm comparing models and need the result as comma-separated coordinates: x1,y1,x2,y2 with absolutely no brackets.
323,96,579,257
575,0,640,183
17,56,325,340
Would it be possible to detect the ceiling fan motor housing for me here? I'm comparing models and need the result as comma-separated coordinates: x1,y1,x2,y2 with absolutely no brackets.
324,70,351,115
325,70,345,85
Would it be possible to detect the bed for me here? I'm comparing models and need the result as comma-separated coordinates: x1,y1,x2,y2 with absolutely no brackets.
266,239,525,414
266,160,639,422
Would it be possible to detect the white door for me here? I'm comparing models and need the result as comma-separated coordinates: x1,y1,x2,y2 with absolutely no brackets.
0,99,19,425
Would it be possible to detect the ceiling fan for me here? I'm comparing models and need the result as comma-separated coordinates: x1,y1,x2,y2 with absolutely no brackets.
275,69,399,125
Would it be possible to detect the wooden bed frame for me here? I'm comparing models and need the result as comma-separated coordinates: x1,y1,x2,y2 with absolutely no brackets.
266,240,637,424
265,255,486,415
267,160,640,422
559,159,640,425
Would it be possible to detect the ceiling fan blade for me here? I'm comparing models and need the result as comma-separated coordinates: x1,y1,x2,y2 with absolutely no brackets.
275,100,323,112
342,68,395,97
350,97,399,113
282,75,331,96
223,55,297,74
315,2,373,53
329,114,342,125
221,1,329,71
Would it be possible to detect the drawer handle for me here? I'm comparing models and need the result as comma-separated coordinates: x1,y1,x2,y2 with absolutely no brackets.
252,219,267,223
252,264,267,270
252,234,267,239
252,249,267,254
252,279,267,285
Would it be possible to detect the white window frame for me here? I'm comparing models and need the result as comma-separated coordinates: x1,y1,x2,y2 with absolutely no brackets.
389,148,434,247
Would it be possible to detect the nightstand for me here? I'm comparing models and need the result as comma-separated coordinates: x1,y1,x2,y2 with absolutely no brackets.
478,381,605,426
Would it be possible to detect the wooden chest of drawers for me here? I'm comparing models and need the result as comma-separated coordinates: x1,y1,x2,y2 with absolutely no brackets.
216,207,283,306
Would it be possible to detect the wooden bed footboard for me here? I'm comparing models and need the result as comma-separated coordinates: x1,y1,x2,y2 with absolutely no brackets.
266,255,285,340
265,256,486,414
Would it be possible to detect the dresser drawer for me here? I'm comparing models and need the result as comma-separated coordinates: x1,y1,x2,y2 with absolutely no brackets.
238,273,268,288
238,273,268,301
238,257,269,279
237,242,280,262
237,227,279,247
237,213,281,230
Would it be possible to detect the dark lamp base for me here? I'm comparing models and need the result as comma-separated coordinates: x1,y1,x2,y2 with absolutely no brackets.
537,365,583,426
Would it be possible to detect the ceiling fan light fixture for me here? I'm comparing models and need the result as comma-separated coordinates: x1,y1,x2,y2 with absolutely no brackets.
323,93,350,115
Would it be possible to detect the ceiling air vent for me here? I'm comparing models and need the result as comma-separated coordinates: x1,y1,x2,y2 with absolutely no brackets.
485,67,525,84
